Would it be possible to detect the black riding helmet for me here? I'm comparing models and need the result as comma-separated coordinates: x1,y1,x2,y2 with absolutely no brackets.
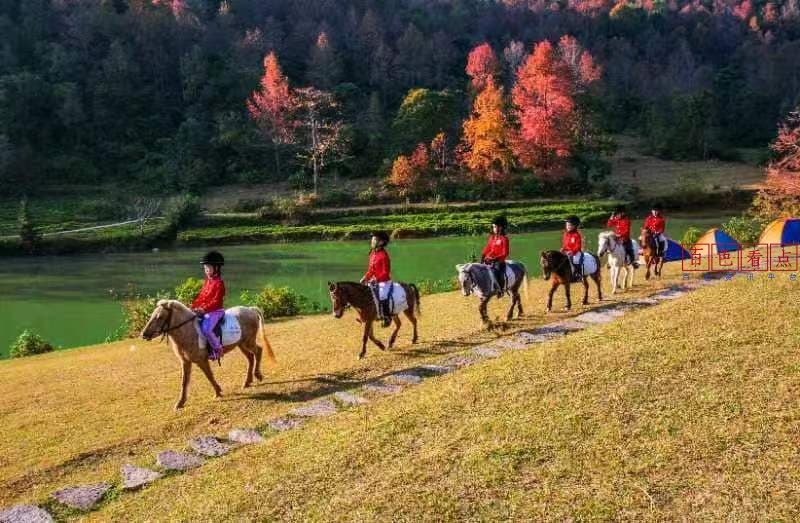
201,251,225,266
371,231,390,246
651,203,663,211
565,215,581,227
492,215,509,229
613,205,626,215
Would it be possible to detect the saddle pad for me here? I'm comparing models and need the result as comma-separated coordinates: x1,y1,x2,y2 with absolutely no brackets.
388,283,409,315
196,310,242,349
578,253,598,275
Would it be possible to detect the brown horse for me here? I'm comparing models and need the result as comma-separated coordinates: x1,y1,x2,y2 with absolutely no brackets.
141,300,276,410
639,228,665,280
328,281,420,359
540,250,603,311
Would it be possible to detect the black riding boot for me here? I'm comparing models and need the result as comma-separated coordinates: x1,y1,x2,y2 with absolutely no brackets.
380,299,391,328
494,262,506,297
624,240,640,268
572,263,583,282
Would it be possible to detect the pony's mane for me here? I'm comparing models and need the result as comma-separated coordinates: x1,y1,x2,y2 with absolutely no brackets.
598,230,616,240
157,299,192,312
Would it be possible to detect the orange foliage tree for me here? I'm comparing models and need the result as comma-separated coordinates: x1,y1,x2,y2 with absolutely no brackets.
388,143,431,197
459,78,514,183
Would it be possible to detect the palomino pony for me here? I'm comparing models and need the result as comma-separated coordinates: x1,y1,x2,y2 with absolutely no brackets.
540,250,602,311
141,300,276,410
639,227,665,280
597,231,638,294
328,281,421,360
455,261,528,326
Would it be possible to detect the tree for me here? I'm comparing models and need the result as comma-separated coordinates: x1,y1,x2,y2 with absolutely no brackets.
390,88,460,157
247,52,295,177
460,78,513,183
306,31,342,90
292,87,347,194
388,143,431,197
511,40,575,177
466,42,499,92
503,40,526,79
130,197,162,238
431,132,449,171
753,111,800,217
18,197,40,253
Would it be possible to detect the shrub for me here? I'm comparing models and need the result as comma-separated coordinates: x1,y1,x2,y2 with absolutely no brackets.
164,194,200,231
722,215,766,244
320,189,354,207
174,277,204,304
272,196,313,225
356,186,379,204
10,329,54,358
681,226,702,246
239,285,308,319
233,198,270,212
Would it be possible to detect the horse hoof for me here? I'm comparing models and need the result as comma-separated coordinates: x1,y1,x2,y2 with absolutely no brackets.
358,354,366,360
255,373,264,381
174,403,185,410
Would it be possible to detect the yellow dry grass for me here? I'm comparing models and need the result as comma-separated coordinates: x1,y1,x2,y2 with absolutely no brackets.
611,136,764,196
5,263,798,521
0,268,677,509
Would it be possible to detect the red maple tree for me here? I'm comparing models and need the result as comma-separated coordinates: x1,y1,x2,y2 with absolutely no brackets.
755,111,800,217
511,40,575,177
466,42,500,92
247,52,295,175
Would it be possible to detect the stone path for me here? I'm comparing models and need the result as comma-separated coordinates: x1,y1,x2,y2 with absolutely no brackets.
121,464,162,490
0,279,724,521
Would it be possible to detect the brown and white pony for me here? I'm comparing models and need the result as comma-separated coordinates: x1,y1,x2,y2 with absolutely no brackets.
141,300,275,410
328,281,420,360
540,250,602,311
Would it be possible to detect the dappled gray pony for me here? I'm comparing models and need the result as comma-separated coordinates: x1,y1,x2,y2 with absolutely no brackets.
456,261,528,326
141,300,276,410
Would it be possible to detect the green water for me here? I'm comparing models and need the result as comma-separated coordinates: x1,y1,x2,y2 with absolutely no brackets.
0,217,725,357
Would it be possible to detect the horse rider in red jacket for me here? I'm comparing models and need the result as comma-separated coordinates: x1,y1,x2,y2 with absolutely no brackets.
361,231,393,327
191,251,226,361
561,216,584,280
607,205,639,268
643,203,667,257
481,215,510,298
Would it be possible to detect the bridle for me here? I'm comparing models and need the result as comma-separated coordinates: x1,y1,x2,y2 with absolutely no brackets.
459,267,475,296
148,304,197,342
598,234,617,257
542,251,569,280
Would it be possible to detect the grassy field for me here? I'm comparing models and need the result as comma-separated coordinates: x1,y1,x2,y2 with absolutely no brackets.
2,261,798,520
610,136,765,196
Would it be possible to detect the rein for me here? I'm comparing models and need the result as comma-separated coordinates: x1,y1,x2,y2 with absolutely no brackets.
156,305,198,342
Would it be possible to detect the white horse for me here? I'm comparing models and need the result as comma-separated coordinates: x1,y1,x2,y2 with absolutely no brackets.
597,231,638,294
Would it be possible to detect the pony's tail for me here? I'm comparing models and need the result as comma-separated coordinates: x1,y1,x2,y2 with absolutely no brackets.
255,308,277,364
410,283,421,316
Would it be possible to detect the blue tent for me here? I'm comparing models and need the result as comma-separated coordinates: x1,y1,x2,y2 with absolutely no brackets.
760,218,800,246
664,238,691,262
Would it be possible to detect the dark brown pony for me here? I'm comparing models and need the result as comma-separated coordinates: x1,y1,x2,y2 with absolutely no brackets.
328,281,421,359
540,250,602,311
639,227,665,280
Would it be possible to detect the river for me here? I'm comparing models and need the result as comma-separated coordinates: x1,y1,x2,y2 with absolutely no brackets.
0,216,725,356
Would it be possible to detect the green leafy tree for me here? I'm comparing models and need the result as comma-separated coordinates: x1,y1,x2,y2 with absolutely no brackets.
390,88,460,158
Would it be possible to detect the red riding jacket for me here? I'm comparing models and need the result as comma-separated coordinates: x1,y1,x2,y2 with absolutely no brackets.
191,276,225,312
562,230,582,255
644,214,666,234
364,249,391,283
607,216,632,241
482,234,509,263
